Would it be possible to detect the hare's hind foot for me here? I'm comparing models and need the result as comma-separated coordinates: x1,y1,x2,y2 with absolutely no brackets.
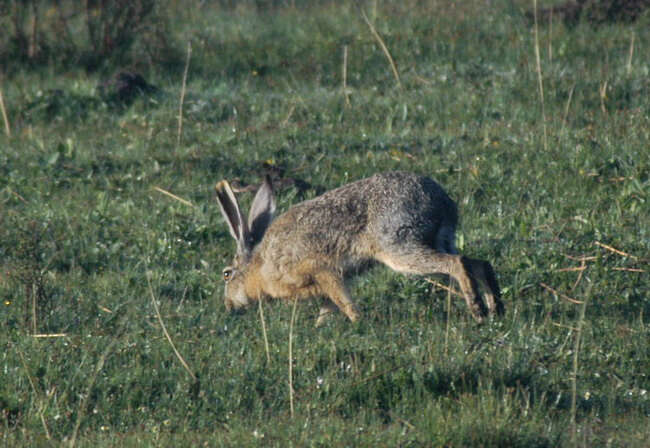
462,257,504,317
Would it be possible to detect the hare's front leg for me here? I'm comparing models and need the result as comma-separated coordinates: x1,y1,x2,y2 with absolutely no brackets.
313,271,360,323
315,299,338,327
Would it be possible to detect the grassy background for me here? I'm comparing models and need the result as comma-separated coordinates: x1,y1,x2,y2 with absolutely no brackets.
1,0,649,446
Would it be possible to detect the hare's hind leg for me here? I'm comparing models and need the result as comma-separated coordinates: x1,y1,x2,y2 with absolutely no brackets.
463,258,504,316
376,248,488,322
314,271,361,323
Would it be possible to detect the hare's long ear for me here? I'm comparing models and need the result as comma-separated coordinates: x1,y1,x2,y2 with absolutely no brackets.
248,175,275,246
215,180,249,254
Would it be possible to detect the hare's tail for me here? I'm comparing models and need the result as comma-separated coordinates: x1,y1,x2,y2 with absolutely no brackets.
434,224,457,255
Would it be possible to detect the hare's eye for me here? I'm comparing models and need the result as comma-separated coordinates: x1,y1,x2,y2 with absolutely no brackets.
222,268,233,282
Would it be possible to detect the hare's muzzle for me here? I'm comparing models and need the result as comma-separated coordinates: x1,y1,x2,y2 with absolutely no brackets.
223,287,251,310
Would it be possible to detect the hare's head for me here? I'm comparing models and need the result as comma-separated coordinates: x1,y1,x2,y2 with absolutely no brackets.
215,176,275,311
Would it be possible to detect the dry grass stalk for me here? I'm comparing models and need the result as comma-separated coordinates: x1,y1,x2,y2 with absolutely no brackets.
572,260,587,291
361,10,401,89
31,284,37,335
98,305,113,313
153,186,195,208
560,83,575,135
556,266,586,272
424,277,462,298
595,241,637,259
563,254,597,262
552,322,578,331
548,6,553,64
627,33,635,75
177,41,192,148
0,85,11,137
570,282,593,446
147,274,197,381
612,267,645,273
29,1,38,58
445,285,451,357
281,104,295,128
599,80,608,114
540,282,584,304
258,297,271,364
32,333,67,338
288,298,299,418
11,189,27,203
391,413,416,430
342,45,351,107
533,0,548,152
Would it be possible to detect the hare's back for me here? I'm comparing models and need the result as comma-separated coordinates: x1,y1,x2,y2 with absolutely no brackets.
264,171,457,256
362,172,458,251
262,178,373,256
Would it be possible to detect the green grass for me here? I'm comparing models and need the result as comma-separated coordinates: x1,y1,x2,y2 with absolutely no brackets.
1,1,649,446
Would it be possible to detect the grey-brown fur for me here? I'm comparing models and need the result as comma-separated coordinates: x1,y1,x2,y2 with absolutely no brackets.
215,171,503,325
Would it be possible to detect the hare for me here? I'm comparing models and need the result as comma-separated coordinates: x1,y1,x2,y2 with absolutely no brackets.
215,171,503,326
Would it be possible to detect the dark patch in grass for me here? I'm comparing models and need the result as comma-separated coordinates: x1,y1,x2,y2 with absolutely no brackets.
98,72,160,106
424,364,482,398
0,397,22,428
21,90,103,123
456,425,554,448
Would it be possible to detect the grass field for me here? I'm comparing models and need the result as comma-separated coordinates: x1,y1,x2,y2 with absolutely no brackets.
1,0,649,446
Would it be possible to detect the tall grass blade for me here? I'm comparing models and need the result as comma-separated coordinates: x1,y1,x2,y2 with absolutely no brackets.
533,0,548,152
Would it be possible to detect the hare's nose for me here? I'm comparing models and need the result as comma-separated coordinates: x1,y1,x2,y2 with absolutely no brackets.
225,299,233,311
